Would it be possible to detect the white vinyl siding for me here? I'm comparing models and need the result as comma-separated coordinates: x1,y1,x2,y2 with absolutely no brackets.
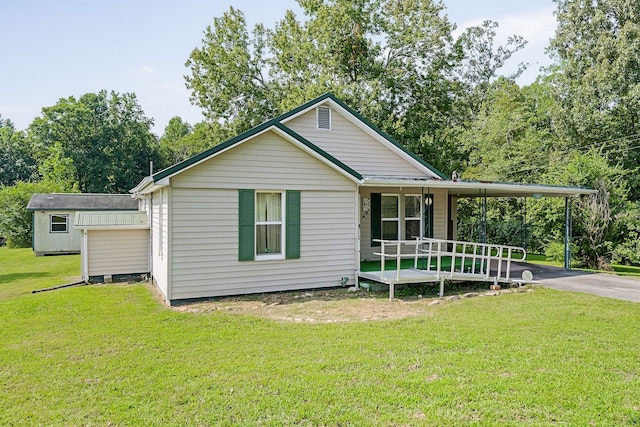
170,189,355,300
360,187,448,261
86,229,149,276
285,106,428,177
171,130,355,191
167,131,357,301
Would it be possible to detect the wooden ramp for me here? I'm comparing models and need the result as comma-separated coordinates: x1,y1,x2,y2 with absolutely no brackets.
357,238,528,299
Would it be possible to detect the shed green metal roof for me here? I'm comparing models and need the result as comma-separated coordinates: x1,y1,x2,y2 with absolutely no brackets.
74,211,149,230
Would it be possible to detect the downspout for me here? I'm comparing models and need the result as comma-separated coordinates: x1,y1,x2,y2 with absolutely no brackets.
354,181,361,289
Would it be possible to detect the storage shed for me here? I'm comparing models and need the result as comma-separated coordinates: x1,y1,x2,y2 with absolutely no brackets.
27,193,138,256
74,211,150,282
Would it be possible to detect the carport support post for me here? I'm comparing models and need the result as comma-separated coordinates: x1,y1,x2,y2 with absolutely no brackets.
564,197,572,270
478,189,487,244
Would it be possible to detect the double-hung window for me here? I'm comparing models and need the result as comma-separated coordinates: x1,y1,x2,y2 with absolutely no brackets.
371,192,434,244
404,195,422,239
381,194,400,240
255,192,283,258
50,214,68,233
239,189,300,261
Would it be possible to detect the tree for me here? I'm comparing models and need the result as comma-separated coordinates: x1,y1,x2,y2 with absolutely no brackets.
186,1,527,175
38,142,79,192
548,0,640,197
0,115,36,186
28,91,159,193
529,150,630,268
460,79,557,184
159,116,193,166
0,181,58,248
454,20,527,116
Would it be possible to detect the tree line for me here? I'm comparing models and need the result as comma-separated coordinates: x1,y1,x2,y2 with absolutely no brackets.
1,0,639,268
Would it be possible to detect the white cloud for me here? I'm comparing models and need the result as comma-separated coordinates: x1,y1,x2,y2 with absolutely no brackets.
497,6,556,47
127,65,159,77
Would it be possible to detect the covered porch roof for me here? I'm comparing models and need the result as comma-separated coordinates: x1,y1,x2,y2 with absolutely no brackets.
361,176,596,198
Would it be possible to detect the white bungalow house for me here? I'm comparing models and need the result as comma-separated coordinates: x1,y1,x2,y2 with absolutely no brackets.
130,93,592,305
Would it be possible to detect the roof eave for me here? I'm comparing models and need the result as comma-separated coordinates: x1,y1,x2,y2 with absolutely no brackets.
361,177,596,198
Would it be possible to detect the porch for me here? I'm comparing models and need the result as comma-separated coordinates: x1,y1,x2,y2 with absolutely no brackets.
357,237,529,299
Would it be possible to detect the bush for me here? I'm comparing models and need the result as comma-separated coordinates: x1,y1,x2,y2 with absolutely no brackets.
0,181,55,248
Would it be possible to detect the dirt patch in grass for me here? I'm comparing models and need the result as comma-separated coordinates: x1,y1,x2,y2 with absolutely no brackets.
172,284,534,322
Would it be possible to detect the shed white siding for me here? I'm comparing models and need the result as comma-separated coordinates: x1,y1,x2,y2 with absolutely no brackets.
359,187,448,261
285,105,429,177
86,229,149,276
32,210,81,255
166,130,357,301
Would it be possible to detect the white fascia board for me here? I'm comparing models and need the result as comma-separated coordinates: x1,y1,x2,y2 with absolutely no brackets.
361,177,596,197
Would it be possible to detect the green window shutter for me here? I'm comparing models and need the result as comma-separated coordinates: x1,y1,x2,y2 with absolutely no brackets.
371,193,381,247
286,190,301,259
238,189,255,261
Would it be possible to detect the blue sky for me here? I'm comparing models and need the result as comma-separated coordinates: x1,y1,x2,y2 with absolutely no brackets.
0,0,556,135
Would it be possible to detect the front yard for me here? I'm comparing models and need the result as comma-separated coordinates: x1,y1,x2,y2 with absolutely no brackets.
1,247,640,425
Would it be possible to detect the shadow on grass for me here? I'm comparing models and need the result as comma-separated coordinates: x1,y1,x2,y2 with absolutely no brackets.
0,272,49,284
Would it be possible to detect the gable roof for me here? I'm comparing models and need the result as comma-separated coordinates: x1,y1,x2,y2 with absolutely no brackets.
132,94,445,194
277,93,447,179
27,193,138,211
133,118,363,194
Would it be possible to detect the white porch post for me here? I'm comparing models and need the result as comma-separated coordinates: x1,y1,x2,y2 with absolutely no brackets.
564,197,572,270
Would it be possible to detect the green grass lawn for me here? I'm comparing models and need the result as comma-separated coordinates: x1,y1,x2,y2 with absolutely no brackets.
2,247,640,425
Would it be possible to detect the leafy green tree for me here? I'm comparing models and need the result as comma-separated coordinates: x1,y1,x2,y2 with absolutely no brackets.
0,116,36,186
0,181,59,248
38,142,79,192
461,79,557,184
186,1,526,175
454,20,527,115
530,150,629,268
158,119,228,168
28,91,159,193
548,0,640,197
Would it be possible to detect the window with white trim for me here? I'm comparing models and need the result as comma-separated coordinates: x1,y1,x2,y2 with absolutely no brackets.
381,194,399,240
50,214,69,233
404,194,422,239
255,192,284,258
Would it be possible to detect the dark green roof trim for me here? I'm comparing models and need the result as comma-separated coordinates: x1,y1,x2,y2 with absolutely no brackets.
151,118,362,184
273,123,362,180
149,92,444,184
277,93,448,180
152,119,278,182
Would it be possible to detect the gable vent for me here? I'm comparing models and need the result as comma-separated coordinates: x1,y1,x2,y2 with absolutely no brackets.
317,106,331,130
